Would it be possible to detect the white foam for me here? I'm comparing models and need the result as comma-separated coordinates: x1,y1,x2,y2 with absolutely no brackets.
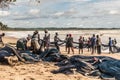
5,31,33,38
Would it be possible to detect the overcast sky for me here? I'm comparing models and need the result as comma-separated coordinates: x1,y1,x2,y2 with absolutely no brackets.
0,0,120,28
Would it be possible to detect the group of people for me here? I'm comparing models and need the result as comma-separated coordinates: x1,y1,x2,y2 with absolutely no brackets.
108,37,117,53
16,29,50,54
0,30,118,55
64,34,102,54
64,34,117,54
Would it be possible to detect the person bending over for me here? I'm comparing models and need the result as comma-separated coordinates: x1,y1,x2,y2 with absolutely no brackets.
16,36,30,51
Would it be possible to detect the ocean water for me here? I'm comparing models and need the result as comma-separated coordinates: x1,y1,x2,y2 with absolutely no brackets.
4,30,120,45
3,30,120,53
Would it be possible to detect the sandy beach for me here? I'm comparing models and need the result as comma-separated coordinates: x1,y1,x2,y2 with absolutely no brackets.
1,0,120,79
0,30,120,80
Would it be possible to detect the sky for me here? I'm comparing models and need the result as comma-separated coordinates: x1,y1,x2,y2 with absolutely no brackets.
0,0,120,28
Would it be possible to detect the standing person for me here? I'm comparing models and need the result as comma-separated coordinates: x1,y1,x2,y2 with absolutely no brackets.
0,33,5,47
82,37,85,47
65,34,69,52
16,37,30,50
43,29,50,50
54,32,61,51
78,36,84,54
91,34,96,54
67,34,74,54
113,38,117,52
87,37,91,52
96,35,102,54
113,38,117,45
108,37,113,54
31,30,40,54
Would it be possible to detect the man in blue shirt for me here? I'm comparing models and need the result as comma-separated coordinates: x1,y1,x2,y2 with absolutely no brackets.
91,34,96,54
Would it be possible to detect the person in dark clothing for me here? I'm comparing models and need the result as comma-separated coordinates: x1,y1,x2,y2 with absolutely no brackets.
54,32,61,51
96,35,102,54
0,33,5,47
112,38,117,53
108,37,113,54
87,37,91,52
67,34,74,54
16,37,30,51
65,34,69,52
78,36,84,54
91,34,96,54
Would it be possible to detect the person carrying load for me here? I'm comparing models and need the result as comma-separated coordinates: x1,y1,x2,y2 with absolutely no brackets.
31,30,40,54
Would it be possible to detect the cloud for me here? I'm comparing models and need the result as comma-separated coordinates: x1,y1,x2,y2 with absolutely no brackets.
0,10,10,16
74,0,91,2
66,8,77,14
29,9,40,15
13,16,40,20
53,8,77,18
49,21,56,24
1,0,120,28
54,12,64,17
12,8,41,20
109,10,119,15
66,23,72,26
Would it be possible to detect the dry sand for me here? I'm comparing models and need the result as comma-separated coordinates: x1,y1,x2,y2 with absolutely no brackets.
0,30,120,80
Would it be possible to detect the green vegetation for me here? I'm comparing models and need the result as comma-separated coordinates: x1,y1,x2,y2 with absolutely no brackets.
0,22,9,30
1,22,120,31
6,27,120,31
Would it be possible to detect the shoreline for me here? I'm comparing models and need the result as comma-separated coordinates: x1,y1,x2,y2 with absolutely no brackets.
1,30,120,46
2,28,120,31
